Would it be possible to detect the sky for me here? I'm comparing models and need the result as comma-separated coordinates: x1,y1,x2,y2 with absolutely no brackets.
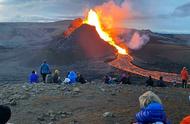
0,0,190,33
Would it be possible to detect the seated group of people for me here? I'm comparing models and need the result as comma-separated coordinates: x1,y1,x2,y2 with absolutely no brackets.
104,73,167,87
29,61,86,84
104,73,131,84
146,76,167,87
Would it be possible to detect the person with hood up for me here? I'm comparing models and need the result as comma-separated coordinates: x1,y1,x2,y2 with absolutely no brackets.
29,70,39,84
68,71,77,84
181,67,188,88
135,91,170,124
0,105,11,124
40,61,51,83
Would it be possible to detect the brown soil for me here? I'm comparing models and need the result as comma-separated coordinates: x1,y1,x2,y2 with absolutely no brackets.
1,83,188,124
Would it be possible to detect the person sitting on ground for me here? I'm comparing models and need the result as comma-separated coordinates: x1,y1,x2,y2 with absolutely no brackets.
29,70,39,84
157,76,166,87
68,71,77,84
77,73,86,84
104,75,112,84
112,72,120,83
120,73,131,84
181,67,189,88
0,105,11,124
146,76,154,87
135,91,170,124
180,115,190,124
52,70,62,84
40,60,51,83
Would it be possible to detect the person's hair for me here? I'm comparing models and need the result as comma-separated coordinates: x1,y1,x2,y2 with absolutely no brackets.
139,91,162,108
78,73,81,77
160,76,163,80
149,76,152,79
0,105,11,124
54,70,59,75
32,70,35,74
183,67,187,70
43,60,46,63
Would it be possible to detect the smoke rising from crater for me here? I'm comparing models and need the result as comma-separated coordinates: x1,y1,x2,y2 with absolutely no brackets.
87,0,150,50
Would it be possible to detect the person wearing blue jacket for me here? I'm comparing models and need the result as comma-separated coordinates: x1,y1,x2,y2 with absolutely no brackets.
68,71,77,84
29,70,39,84
40,61,51,82
135,91,170,124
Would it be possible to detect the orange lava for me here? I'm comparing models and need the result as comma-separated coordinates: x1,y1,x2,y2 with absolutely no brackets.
109,55,181,84
83,9,128,55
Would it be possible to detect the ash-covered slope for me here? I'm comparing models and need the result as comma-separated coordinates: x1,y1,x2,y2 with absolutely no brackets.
0,21,117,82
59,24,117,59
26,24,117,66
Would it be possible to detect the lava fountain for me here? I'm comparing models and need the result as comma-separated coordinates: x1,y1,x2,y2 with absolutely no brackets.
83,9,128,55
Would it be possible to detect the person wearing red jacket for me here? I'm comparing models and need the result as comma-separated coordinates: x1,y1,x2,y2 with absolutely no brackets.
181,67,189,88
180,115,190,124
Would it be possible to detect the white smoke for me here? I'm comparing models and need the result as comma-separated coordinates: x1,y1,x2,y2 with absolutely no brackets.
126,32,150,50
86,0,150,50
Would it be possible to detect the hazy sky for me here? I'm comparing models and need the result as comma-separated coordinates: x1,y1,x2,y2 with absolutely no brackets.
0,0,190,33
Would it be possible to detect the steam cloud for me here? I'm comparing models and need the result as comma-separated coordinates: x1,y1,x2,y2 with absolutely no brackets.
127,32,150,50
90,0,150,50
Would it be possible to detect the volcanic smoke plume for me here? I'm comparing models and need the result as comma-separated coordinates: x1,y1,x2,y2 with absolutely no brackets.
63,0,150,53
85,0,150,51
124,32,150,50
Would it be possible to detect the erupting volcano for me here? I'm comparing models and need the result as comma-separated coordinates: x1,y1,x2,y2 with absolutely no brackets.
83,9,128,55
61,7,184,84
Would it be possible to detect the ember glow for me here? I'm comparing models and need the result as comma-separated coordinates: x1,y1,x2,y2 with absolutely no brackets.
83,9,128,55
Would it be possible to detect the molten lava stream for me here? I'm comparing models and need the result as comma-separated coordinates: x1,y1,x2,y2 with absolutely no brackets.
83,9,128,55
109,55,181,84
84,10,181,83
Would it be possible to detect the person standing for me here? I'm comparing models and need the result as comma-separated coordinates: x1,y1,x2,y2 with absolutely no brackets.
181,67,188,88
40,61,51,83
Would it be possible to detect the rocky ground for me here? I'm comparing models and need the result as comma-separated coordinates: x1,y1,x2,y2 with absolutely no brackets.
0,82,189,124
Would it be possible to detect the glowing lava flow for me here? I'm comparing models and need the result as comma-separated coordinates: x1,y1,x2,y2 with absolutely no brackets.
83,9,127,55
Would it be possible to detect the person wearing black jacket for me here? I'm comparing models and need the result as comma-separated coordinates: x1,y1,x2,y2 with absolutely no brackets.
146,76,154,87
0,105,11,124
